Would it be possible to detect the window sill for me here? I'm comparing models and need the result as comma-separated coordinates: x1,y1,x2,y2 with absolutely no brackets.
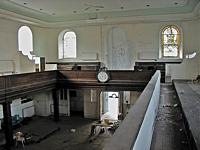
158,58,183,63
136,59,183,64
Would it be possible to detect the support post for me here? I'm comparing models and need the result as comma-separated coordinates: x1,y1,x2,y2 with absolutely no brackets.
3,101,14,149
52,89,59,122
40,57,45,72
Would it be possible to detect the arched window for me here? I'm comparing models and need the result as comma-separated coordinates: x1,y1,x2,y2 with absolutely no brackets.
18,26,33,60
58,31,76,59
160,25,182,59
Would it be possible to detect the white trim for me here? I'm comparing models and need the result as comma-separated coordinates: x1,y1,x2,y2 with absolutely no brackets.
159,24,183,59
0,7,200,28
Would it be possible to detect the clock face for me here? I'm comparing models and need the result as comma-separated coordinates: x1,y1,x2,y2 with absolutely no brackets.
97,71,109,83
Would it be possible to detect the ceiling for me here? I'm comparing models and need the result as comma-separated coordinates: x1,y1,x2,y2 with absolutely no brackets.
0,0,199,25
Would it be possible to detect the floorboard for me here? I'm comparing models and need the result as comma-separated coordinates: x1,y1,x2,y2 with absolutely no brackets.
151,83,189,150
0,116,112,150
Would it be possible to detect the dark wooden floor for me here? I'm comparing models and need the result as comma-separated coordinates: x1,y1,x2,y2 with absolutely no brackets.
151,83,190,150
0,116,112,150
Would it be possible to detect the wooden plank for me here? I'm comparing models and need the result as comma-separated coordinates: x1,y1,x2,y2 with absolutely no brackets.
47,61,102,70
3,101,14,148
0,70,153,103
173,80,200,150
58,70,153,90
52,89,59,122
151,84,189,150
0,71,57,102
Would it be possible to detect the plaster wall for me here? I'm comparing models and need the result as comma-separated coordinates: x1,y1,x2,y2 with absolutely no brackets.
123,91,141,116
0,18,20,73
0,17,200,79
0,18,36,74
0,98,34,119
33,91,53,116
84,89,99,119
166,20,200,79
70,89,84,112
32,20,200,79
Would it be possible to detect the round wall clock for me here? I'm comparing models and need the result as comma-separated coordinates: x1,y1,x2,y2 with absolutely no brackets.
97,68,110,83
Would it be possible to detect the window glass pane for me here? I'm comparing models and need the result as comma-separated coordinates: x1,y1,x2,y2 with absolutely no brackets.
163,45,178,57
18,26,33,58
171,28,178,34
63,31,76,58
162,26,180,57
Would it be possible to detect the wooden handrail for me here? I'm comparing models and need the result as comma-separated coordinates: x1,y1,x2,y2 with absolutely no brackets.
0,70,154,103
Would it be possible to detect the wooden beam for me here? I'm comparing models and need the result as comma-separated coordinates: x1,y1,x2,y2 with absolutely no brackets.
40,57,45,72
52,89,59,122
0,71,57,102
0,70,153,104
3,101,14,149
57,70,153,90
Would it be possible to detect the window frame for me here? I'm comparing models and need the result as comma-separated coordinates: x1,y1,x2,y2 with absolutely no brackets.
18,25,33,60
58,30,77,59
159,25,183,59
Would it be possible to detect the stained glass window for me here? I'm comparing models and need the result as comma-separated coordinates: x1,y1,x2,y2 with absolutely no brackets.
161,25,181,57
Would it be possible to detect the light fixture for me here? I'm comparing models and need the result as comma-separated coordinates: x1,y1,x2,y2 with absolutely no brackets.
109,93,119,98
185,52,197,59
185,50,199,59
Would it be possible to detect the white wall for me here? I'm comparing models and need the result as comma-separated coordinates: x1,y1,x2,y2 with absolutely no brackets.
32,27,60,62
167,20,200,79
132,71,160,150
32,26,101,62
0,15,200,78
19,51,35,73
197,19,200,75
0,18,38,74
84,89,99,119
0,18,20,73
123,91,141,116
0,98,34,119
32,91,53,116
31,19,200,79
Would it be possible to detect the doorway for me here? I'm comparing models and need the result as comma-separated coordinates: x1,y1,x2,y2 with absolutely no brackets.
69,89,84,117
101,92,119,120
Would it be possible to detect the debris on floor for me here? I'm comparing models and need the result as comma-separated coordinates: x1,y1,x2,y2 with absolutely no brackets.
151,84,190,150
70,129,76,133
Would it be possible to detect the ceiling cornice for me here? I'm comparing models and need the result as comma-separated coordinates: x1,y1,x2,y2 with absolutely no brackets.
0,0,199,27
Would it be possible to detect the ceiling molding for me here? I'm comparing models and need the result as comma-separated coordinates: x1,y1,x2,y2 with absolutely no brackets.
193,1,200,16
0,0,199,27
0,9,50,27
